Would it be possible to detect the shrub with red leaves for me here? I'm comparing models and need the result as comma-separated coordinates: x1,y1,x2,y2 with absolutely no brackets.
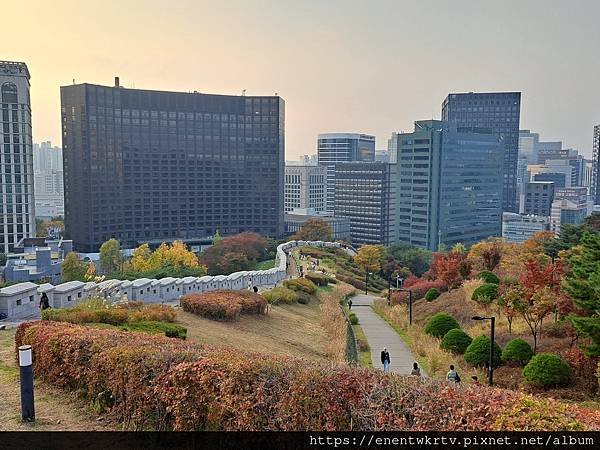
181,290,266,321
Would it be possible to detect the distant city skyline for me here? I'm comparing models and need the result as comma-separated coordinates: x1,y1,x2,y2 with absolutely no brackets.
4,0,600,158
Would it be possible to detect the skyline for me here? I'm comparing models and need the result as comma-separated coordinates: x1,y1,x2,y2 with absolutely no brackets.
4,0,600,158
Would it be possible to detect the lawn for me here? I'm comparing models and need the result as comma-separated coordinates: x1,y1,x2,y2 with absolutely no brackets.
254,259,276,270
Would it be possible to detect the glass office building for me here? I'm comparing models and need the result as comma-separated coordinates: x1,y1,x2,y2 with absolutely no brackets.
593,125,600,205
442,92,521,213
61,80,284,252
394,120,503,251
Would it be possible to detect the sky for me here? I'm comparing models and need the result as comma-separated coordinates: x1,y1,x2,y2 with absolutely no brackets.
4,0,600,158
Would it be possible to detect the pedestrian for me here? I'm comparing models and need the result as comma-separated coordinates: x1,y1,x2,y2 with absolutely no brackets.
253,286,258,293
39,292,50,311
381,347,391,373
471,375,480,386
411,362,421,376
347,298,353,310
446,364,461,383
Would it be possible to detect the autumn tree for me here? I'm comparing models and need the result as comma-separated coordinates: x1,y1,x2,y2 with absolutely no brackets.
468,238,503,271
430,250,471,289
563,232,600,357
129,241,206,278
61,252,90,282
36,218,65,238
354,245,386,274
200,232,273,275
99,238,123,274
387,243,432,277
293,219,333,242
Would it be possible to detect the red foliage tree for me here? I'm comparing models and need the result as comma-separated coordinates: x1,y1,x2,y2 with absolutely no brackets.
430,251,471,289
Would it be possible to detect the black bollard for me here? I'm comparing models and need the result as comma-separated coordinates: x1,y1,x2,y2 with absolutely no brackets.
18,345,35,422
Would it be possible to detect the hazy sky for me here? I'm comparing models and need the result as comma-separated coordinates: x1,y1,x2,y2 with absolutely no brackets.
4,0,600,158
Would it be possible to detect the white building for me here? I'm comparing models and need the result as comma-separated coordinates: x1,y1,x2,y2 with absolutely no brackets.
502,213,550,243
284,164,327,213
33,141,64,218
1,61,36,253
550,187,590,233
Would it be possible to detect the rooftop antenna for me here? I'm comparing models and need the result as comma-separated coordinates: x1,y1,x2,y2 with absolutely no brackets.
241,89,246,96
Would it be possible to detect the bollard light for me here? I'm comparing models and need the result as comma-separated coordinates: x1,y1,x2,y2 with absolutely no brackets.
18,345,35,422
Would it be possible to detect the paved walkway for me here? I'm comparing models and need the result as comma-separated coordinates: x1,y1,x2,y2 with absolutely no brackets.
350,294,425,376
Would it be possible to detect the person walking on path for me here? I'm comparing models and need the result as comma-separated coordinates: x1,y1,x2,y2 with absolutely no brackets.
410,362,421,376
381,347,391,373
347,298,353,310
39,292,50,311
446,364,461,383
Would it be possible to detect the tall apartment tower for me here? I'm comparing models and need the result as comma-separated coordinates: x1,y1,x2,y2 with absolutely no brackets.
61,80,285,252
284,164,327,213
317,133,375,212
0,61,35,253
33,142,64,218
442,92,521,212
592,125,600,205
394,120,503,251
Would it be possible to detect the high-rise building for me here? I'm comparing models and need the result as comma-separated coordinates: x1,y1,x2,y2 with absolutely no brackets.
33,142,64,218
0,61,36,253
394,120,503,251
441,92,521,212
528,161,573,188
317,133,375,212
550,187,590,233
61,80,284,252
522,181,554,216
333,162,396,246
502,212,550,243
284,164,327,213
592,125,600,205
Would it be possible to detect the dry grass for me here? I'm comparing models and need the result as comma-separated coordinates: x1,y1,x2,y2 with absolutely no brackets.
0,327,116,431
462,279,484,303
319,283,355,362
176,296,330,361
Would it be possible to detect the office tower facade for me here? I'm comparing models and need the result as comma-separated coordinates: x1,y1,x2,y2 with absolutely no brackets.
528,161,573,188
502,212,550,243
522,181,554,216
394,120,503,251
61,81,284,252
550,187,590,233
442,92,521,212
284,164,327,213
593,125,600,205
0,61,35,253
333,162,396,246
387,133,399,163
33,142,64,218
317,133,375,212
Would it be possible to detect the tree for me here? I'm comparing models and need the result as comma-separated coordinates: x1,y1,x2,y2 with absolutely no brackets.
563,232,600,357
354,245,386,274
61,252,89,282
212,229,222,245
99,238,123,274
131,243,153,273
468,239,503,271
129,241,207,278
430,250,471,289
36,218,65,238
200,232,273,275
292,219,333,242
387,243,432,277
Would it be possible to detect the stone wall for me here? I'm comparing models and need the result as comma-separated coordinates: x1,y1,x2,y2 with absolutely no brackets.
0,240,340,320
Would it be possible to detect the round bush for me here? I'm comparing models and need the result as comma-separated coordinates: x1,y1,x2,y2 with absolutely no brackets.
478,271,500,285
464,335,502,368
471,283,498,304
502,338,534,366
297,292,310,305
440,329,472,354
424,313,460,339
349,313,359,325
425,288,440,302
523,353,571,388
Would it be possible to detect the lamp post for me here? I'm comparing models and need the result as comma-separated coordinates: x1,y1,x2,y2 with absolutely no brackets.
472,315,496,386
364,271,372,294
394,287,413,325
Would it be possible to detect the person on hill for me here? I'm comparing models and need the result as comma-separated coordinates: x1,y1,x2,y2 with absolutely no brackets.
39,292,50,311
411,362,421,376
381,347,391,373
446,364,461,383
471,375,480,386
347,298,353,310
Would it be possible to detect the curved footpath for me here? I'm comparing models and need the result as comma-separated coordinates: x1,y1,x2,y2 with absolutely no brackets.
351,294,426,376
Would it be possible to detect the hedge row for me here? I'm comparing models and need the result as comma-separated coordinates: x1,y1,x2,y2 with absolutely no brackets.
15,321,600,431
181,290,267,321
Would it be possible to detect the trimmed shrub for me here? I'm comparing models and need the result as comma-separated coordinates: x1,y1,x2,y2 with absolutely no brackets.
471,283,498,304
14,321,600,431
235,290,268,315
349,313,359,325
120,321,187,340
297,293,310,304
305,272,332,286
464,335,502,368
424,313,460,339
180,291,243,321
523,353,572,388
425,288,440,302
127,304,176,323
261,287,299,305
440,329,472,354
478,271,500,285
283,278,317,294
336,274,366,292
502,339,534,366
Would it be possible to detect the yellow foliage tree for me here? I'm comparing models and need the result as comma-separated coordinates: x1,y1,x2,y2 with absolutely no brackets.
354,245,386,273
130,243,153,272
130,241,201,273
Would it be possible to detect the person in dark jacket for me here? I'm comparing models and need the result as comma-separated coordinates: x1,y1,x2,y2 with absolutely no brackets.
347,298,353,310
39,292,50,311
381,348,391,373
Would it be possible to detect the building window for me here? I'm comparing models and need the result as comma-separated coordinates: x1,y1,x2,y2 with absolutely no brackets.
1,83,18,103
29,295,34,302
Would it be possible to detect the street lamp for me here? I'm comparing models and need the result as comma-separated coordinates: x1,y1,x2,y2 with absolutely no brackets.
472,315,496,386
365,271,373,294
